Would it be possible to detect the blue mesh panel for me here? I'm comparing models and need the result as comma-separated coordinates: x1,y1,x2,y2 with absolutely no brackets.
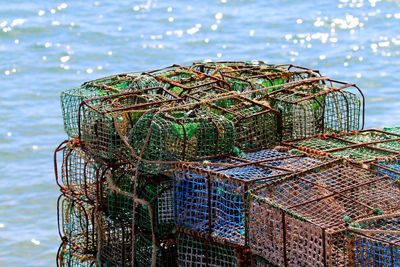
174,170,209,233
241,149,290,162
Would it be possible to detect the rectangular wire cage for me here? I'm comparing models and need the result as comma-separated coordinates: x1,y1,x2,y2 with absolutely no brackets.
211,66,320,97
57,195,96,256
176,228,251,267
100,163,135,222
144,65,229,97
55,140,101,204
130,105,236,174
254,78,365,141
97,213,132,267
57,242,96,267
248,160,400,267
347,212,400,266
79,89,178,162
174,148,329,245
134,231,177,267
136,176,175,237
285,129,400,164
183,92,282,151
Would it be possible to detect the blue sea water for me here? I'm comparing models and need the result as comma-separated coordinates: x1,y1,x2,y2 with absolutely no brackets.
0,0,399,265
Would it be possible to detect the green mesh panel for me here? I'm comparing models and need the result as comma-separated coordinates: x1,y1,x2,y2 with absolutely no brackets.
130,108,235,174
134,232,177,267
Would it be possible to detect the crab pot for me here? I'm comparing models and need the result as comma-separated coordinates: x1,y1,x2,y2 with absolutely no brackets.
174,149,328,245
98,214,132,267
57,195,96,255
134,231,177,267
99,163,135,222
54,141,101,203
348,214,400,266
214,65,320,96
136,176,175,237
130,107,235,174
286,129,400,164
146,65,228,96
184,93,282,150
61,76,138,138
80,89,178,162
248,161,400,267
191,61,271,75
57,242,96,267
176,228,251,267
263,78,364,141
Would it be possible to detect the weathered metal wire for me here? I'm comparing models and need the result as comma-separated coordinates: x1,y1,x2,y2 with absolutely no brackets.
248,160,400,266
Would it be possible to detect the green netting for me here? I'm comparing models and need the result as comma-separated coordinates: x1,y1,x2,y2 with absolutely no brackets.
176,230,247,267
136,178,174,237
290,130,400,163
130,107,235,174
383,126,400,135
81,91,175,161
134,232,177,267
267,81,363,140
148,66,225,96
98,214,132,267
102,164,135,221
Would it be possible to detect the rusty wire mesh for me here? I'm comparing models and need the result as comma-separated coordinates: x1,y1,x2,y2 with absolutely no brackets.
55,140,101,203
174,148,329,246
348,213,400,266
57,242,96,267
80,89,178,161
248,160,400,267
130,106,235,174
57,195,96,256
256,78,364,140
176,228,251,267
286,129,400,164
136,176,175,237
134,231,177,267
184,92,282,151
145,65,228,97
98,163,135,222
97,213,132,267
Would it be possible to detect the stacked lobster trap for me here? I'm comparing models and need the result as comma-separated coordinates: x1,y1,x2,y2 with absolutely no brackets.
54,60,400,267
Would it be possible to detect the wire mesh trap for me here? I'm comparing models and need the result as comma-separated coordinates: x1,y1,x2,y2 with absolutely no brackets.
136,176,175,237
61,72,166,138
57,195,96,256
57,242,96,267
183,92,282,150
97,213,133,267
145,65,228,97
174,148,329,245
248,160,400,267
347,212,400,266
285,129,400,164
130,105,235,174
176,228,251,267
254,78,365,141
80,89,178,161
55,140,101,203
134,231,177,267
383,126,400,135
